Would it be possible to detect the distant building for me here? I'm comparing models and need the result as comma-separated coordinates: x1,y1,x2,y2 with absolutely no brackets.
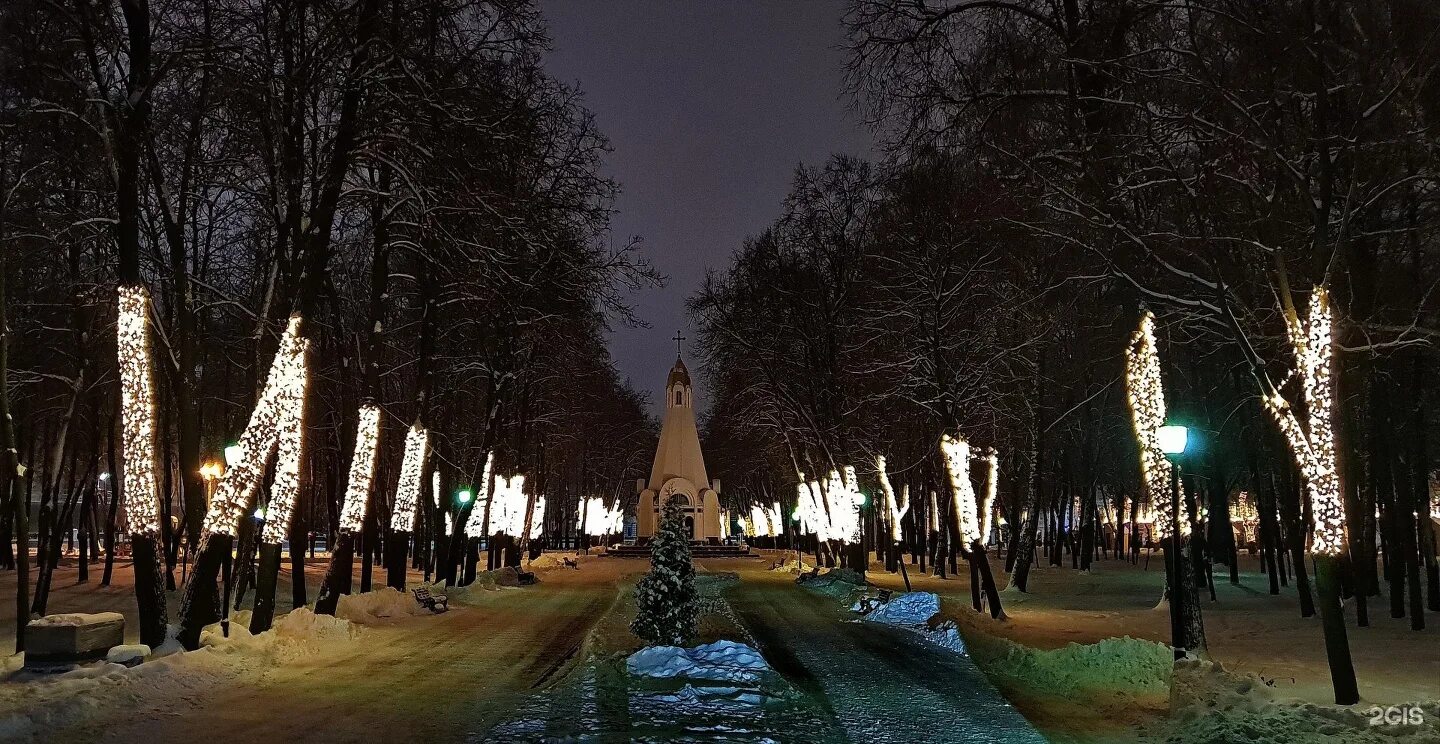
635,356,722,544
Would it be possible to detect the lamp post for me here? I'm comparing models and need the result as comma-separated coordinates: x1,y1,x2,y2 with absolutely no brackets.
1158,423,1191,660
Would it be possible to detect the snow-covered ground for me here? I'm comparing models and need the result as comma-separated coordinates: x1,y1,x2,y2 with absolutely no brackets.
857,551,1440,743
3,549,1433,742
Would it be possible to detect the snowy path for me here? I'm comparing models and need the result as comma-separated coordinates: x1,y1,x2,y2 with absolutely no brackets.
728,576,1047,744
48,581,617,743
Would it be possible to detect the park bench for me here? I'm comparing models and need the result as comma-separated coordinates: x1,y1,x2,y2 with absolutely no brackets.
876,589,893,603
517,571,538,586
412,587,449,614
563,557,578,569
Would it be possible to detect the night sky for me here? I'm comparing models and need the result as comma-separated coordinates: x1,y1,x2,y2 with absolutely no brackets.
541,1,875,413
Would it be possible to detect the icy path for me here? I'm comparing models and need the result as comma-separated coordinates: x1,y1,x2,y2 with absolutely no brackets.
46,581,615,743
728,575,1047,744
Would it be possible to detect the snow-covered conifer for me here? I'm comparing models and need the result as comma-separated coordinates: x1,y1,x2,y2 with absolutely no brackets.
630,496,697,645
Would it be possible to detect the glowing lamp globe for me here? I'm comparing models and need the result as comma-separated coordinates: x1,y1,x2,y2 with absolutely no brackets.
253,506,267,521
225,444,244,467
1157,424,1189,457
457,489,473,505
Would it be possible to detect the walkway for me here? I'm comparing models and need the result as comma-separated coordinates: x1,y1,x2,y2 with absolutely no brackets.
728,575,1047,743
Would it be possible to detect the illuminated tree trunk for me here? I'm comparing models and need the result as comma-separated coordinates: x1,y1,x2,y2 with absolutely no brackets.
1250,287,1357,704
250,348,309,634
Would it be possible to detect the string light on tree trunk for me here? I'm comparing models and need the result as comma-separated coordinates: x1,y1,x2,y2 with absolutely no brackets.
940,434,981,544
116,285,163,535
979,448,999,541
390,424,430,534
876,455,910,543
338,404,381,533
526,496,546,541
260,338,310,545
1264,287,1346,555
464,452,496,536
202,315,307,536
492,474,527,535
1124,312,1184,538
578,496,623,537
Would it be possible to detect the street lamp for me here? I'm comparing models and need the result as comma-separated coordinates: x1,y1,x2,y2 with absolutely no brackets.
457,489,473,507
1157,424,1189,458
225,444,244,467
1159,422,1188,660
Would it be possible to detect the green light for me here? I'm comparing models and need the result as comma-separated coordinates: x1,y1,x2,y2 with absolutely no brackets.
457,489,473,505
1158,424,1189,456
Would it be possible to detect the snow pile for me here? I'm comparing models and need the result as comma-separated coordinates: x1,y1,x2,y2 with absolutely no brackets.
862,592,939,625
0,641,243,739
921,621,968,655
987,635,1171,696
797,567,865,601
851,592,967,655
0,607,363,739
627,641,772,686
197,608,356,658
527,553,576,571
270,607,357,643
336,586,434,623
768,555,813,574
104,645,149,666
1165,659,1440,744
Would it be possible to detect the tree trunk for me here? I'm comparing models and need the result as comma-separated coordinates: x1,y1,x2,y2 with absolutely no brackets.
178,533,232,649
250,542,284,634
1313,554,1360,704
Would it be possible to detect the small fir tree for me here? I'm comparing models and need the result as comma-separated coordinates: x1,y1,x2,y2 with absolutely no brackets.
631,496,697,645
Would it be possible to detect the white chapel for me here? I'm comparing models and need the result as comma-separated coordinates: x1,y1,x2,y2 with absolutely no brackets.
635,356,723,544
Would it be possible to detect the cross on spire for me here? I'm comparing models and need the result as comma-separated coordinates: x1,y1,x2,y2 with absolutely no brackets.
672,331,686,357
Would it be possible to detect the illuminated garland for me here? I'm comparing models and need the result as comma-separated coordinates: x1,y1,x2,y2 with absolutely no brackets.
463,452,496,536
260,341,310,544
526,496,546,541
793,468,865,542
116,285,162,535
389,424,430,533
1124,312,1183,538
202,316,306,536
941,434,981,544
492,475,527,535
876,455,910,543
578,496,625,537
1264,288,1345,555
979,447,999,541
746,503,782,538
337,404,381,533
